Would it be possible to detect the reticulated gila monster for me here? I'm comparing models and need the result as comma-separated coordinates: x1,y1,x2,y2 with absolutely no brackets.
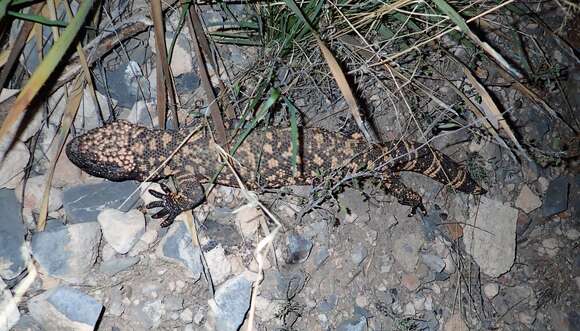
66,120,486,226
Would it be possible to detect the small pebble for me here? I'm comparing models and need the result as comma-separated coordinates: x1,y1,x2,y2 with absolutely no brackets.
484,283,499,299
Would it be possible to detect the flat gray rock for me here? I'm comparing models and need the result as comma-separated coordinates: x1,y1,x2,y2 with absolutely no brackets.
0,189,29,280
27,286,103,331
543,176,569,217
99,256,140,276
209,273,252,331
98,209,145,254
31,221,101,283
464,197,517,277
156,222,202,279
63,181,141,223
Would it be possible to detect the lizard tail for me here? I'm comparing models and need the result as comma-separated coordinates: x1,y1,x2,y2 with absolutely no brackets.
383,140,486,195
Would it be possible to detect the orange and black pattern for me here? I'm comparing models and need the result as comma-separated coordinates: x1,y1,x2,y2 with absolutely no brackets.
66,120,486,226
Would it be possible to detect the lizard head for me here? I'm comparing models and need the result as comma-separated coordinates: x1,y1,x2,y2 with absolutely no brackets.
66,120,148,181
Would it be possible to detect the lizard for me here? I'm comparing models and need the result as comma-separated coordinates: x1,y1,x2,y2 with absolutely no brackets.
66,120,486,227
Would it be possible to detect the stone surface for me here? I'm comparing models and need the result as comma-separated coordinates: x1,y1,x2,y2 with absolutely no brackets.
0,141,29,189
0,189,29,280
393,232,422,272
156,222,202,279
286,233,313,264
31,221,101,283
208,273,252,331
205,244,232,285
63,181,141,223
351,243,368,266
0,278,20,331
234,206,261,237
463,197,518,277
99,256,140,276
515,185,542,213
98,208,145,254
543,176,569,217
15,175,63,213
336,316,367,331
27,286,103,331
444,313,468,331
421,254,445,273
484,283,500,299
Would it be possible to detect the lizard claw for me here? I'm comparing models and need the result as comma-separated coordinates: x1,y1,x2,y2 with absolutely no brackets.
407,202,427,217
147,185,182,227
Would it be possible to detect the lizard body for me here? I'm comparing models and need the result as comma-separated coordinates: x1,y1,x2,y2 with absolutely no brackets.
66,120,486,226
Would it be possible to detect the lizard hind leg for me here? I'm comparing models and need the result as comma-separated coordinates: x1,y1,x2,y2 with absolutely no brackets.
382,175,427,217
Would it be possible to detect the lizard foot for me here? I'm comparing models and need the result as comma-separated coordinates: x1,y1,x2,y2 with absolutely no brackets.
147,183,182,227
406,202,427,217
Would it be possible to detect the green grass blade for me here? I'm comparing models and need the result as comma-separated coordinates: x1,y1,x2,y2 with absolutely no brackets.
8,10,68,26
431,0,469,32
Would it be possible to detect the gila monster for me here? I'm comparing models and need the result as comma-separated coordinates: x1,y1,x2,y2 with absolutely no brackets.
66,120,486,226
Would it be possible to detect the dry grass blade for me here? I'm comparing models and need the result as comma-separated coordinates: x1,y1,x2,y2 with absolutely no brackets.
36,76,85,231
462,66,529,161
151,0,176,129
185,2,227,145
213,144,282,331
433,0,522,80
0,0,95,162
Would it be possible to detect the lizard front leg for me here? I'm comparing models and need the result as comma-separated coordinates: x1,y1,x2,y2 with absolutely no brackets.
147,171,205,227
382,175,427,217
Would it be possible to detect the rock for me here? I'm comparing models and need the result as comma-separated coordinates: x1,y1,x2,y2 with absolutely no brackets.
540,238,559,257
63,181,141,223
31,221,101,283
319,294,338,312
421,254,445,273
393,232,422,272
234,206,261,237
193,309,204,325
444,313,468,331
404,302,416,316
286,233,313,264
413,294,426,311
208,273,252,331
205,244,232,285
565,228,580,241
463,197,517,277
99,256,140,276
180,308,194,323
156,222,202,279
27,286,103,331
0,278,20,331
0,141,29,189
15,176,63,213
515,185,542,213
401,273,419,291
543,176,569,217
336,316,367,331
98,209,145,254
314,245,330,267
484,283,500,299
0,189,29,280
51,144,83,187
163,295,183,312
254,296,282,322
351,243,368,265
